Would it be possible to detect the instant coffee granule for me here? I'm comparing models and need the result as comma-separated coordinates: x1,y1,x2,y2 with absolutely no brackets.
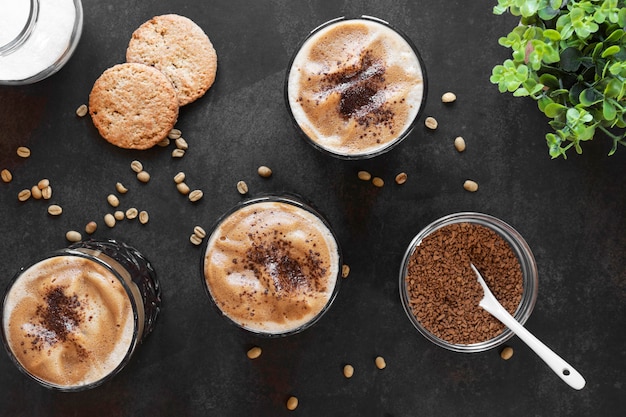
405,222,523,345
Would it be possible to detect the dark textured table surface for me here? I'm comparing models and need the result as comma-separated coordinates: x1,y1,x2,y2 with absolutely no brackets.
1,1,625,416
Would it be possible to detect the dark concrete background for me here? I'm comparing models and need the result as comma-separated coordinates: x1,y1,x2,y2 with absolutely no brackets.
1,1,624,416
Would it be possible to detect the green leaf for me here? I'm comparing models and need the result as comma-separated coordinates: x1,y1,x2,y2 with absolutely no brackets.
539,73,560,89
542,29,561,41
601,45,621,57
604,78,624,98
605,28,624,43
579,88,603,106
603,99,617,120
560,47,582,72
544,102,568,117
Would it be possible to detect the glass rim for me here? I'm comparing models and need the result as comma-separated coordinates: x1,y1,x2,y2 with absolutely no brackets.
399,212,539,353
1,246,141,391
200,193,343,337
283,15,428,160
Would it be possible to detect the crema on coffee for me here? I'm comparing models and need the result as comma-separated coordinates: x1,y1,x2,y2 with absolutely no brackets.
203,198,340,335
286,17,426,158
2,256,135,388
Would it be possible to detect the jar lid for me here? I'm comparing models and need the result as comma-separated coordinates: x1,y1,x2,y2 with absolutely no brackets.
0,0,39,56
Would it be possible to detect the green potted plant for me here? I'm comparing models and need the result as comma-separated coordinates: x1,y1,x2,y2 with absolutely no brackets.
490,0,626,158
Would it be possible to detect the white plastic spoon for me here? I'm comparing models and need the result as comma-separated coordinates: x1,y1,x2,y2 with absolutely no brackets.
470,264,586,390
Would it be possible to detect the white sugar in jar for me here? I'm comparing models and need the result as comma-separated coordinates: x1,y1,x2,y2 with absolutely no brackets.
0,0,83,85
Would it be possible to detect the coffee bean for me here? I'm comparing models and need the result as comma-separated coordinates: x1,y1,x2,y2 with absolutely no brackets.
75,104,88,117
257,166,272,178
500,346,514,360
189,189,203,202
463,180,479,192
1,169,12,183
174,172,186,184
247,346,262,359
357,171,371,181
116,182,128,194
237,181,248,195
137,171,150,183
107,194,120,208
341,264,350,278
372,177,384,188
47,205,62,216
441,92,457,103
395,172,407,185
375,356,386,369
85,221,97,234
343,364,354,378
139,210,149,224
104,213,116,228
454,136,466,152
286,396,298,411
425,116,438,130
18,189,31,202
130,160,143,173
65,230,82,242
17,146,31,158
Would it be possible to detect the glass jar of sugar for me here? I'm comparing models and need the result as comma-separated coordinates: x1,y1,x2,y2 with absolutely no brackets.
0,0,83,85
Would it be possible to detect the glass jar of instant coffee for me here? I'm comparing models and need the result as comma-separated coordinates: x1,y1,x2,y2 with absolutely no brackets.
399,212,538,353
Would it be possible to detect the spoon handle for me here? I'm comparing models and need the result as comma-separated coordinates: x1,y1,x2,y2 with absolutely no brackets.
479,297,586,390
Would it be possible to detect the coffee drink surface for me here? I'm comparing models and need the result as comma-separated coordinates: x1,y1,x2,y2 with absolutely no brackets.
2,255,135,388
203,199,340,335
286,17,425,157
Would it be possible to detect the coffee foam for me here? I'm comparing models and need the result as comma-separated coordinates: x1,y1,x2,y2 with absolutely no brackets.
203,200,340,334
287,18,424,156
2,256,135,388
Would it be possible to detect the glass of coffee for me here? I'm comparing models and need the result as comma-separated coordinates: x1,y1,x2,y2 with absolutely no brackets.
1,238,161,391
202,195,342,336
285,15,427,159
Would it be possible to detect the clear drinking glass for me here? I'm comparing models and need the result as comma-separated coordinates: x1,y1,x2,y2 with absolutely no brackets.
201,195,342,337
284,15,427,159
1,238,161,391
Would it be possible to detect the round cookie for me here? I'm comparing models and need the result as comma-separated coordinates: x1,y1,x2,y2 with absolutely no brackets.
126,14,218,106
89,63,179,150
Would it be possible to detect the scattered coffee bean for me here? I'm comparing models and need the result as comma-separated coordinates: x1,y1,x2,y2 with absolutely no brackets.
157,137,170,147
286,396,298,411
342,264,350,278
175,137,188,150
237,180,248,195
114,210,125,221
75,104,88,117
1,169,12,183
190,234,203,246
343,364,354,378
116,182,128,194
65,230,82,242
41,186,52,200
372,177,384,188
463,180,479,192
395,172,408,185
257,165,272,178
31,185,42,200
172,148,185,158
247,346,262,359
174,172,186,184
47,204,62,216
189,189,203,202
137,171,150,183
125,208,138,219
139,210,149,224
500,346,514,360
37,179,49,190
17,146,31,158
375,356,386,370
168,128,182,140
104,213,116,228
107,194,120,208
193,226,206,239
454,136,466,152
425,116,438,130
442,92,457,103
85,221,97,234
130,160,143,173
176,182,190,195
357,170,371,181
18,189,31,202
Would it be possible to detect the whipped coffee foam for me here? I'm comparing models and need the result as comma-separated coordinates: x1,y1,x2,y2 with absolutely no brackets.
287,17,425,157
2,256,135,388
203,200,340,334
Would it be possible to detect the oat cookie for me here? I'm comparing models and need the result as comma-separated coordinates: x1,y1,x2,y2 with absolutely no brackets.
126,14,218,106
89,63,179,150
